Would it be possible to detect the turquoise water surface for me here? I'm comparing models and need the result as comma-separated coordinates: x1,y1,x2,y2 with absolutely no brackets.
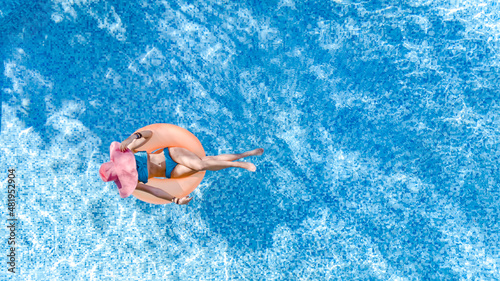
1,0,499,280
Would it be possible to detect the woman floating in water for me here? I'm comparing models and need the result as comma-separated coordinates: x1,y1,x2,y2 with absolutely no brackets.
100,129,263,205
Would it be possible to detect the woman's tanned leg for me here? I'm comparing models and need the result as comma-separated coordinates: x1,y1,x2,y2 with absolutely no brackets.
168,147,258,178
202,148,264,162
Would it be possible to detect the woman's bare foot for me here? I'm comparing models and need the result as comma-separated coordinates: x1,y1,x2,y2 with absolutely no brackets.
248,148,264,156
241,162,257,172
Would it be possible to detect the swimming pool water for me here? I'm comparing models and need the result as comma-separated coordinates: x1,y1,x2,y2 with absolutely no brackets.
1,0,499,280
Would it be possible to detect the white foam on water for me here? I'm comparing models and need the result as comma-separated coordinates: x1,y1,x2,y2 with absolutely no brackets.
51,13,64,23
278,0,296,10
51,0,126,41
4,58,53,98
104,68,122,86
69,34,88,46
315,20,345,52
87,4,126,41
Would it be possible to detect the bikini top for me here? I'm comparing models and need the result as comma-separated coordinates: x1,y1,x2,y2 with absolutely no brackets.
134,151,149,183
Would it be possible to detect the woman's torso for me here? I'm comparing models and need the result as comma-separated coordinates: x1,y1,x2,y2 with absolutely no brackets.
147,151,167,178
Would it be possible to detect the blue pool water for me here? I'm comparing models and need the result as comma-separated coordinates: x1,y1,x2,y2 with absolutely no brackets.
1,0,499,280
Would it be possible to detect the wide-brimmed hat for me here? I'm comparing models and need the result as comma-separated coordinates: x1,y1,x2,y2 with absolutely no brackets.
99,142,138,198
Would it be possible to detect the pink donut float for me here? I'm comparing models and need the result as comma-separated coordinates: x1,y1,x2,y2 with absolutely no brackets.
131,123,206,204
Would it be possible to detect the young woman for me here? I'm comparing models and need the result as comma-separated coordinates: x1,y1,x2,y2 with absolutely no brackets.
100,130,263,205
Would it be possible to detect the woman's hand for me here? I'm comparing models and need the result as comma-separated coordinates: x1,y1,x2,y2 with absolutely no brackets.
120,131,152,152
175,196,193,205
120,138,133,152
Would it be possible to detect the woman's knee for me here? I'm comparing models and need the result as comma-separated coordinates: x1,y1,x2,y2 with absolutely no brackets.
189,160,205,171
201,156,211,161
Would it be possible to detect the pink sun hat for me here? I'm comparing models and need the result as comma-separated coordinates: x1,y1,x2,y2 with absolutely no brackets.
99,142,138,198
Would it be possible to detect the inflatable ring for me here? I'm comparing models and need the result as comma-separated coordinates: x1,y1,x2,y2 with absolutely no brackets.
131,123,206,204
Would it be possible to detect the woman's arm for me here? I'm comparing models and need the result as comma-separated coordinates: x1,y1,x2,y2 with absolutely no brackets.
135,183,193,205
120,130,153,152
